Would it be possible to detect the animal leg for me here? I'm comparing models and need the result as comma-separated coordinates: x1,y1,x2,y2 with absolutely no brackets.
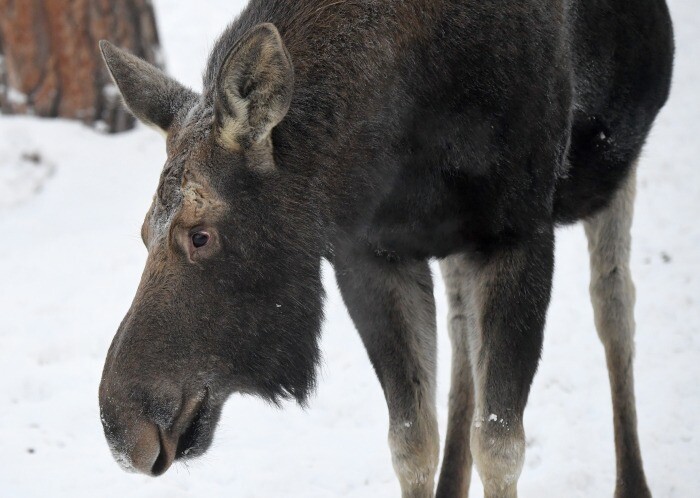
335,246,439,498
436,255,476,498
467,231,554,498
583,167,651,498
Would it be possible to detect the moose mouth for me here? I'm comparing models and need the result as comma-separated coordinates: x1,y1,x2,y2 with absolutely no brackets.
174,392,211,460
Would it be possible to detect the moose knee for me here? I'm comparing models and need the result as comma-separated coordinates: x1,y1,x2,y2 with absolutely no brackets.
471,417,525,498
388,416,440,492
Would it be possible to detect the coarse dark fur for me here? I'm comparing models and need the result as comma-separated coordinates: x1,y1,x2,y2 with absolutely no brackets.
98,0,673,496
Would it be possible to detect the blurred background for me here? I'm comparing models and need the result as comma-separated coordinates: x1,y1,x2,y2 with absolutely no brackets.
0,1,698,497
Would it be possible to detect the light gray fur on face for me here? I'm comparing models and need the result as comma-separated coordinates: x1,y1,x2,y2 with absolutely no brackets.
437,256,476,498
141,101,230,251
584,164,651,498
99,41,224,251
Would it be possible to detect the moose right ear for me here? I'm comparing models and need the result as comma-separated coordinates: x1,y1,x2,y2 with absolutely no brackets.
99,40,196,135
215,23,294,150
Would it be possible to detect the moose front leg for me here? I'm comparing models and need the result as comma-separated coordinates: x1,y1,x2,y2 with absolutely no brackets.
436,254,476,498
335,246,440,498
467,231,554,498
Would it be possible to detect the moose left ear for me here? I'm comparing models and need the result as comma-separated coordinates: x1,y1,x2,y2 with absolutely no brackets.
100,40,196,135
215,23,294,149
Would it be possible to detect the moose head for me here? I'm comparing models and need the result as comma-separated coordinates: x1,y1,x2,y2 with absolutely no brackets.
98,24,325,476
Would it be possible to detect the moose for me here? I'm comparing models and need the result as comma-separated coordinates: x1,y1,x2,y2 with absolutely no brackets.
98,0,674,496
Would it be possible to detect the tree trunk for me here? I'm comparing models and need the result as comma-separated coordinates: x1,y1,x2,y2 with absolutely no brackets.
0,0,163,133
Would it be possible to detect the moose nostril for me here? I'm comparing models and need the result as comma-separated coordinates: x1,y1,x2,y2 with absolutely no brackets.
128,422,165,475
148,427,178,476
150,434,171,476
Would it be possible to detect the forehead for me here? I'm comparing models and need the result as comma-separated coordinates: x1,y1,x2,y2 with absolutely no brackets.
160,102,215,201
146,102,224,237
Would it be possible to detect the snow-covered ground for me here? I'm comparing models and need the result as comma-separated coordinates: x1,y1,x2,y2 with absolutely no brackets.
1,1,698,496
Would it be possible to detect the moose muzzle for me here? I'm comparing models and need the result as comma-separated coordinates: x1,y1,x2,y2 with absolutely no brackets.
99,366,209,476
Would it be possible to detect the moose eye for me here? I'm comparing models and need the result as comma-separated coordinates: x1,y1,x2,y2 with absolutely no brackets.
191,232,210,248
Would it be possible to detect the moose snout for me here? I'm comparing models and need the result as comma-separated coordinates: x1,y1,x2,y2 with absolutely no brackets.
99,379,208,476
119,418,175,476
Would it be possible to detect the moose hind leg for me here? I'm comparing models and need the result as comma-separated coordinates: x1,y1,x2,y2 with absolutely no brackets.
436,255,476,498
468,231,554,498
335,247,439,498
583,166,651,498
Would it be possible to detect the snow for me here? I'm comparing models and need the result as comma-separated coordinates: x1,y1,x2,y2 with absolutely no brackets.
0,1,698,496
6,87,28,106
0,138,55,209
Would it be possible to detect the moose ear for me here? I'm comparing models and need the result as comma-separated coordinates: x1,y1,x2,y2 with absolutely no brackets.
99,40,195,135
215,23,294,149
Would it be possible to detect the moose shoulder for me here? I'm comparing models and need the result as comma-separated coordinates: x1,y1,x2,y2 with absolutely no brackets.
98,1,673,497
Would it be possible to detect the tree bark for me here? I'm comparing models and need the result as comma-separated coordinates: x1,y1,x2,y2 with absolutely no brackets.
0,0,163,133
